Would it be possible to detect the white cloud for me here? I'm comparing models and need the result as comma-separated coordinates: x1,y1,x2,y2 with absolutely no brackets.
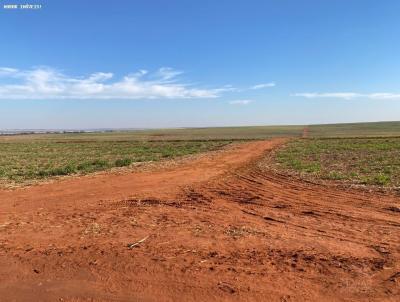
368,93,400,100
292,92,400,100
0,66,228,100
229,99,253,105
251,82,276,90
0,67,19,75
154,67,183,81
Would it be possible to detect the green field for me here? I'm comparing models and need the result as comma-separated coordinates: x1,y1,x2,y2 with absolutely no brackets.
0,125,304,186
1,125,304,142
1,121,400,187
308,121,400,138
274,137,400,188
0,140,233,186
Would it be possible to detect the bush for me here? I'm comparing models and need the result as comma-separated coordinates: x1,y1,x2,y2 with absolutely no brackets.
372,174,390,186
77,159,109,172
115,158,132,167
38,165,76,177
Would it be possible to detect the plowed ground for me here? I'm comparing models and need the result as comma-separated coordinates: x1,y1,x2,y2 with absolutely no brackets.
0,139,399,301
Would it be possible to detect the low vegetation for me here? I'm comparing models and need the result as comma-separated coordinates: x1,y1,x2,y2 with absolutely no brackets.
274,137,400,188
0,139,232,186
2,121,400,187
308,121,400,137
1,125,304,141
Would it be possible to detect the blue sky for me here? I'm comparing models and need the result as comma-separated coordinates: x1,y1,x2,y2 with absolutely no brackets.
1,0,400,129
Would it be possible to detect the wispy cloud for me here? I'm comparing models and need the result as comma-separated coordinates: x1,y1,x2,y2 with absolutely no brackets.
292,92,400,100
229,99,253,105
251,82,276,90
0,66,231,100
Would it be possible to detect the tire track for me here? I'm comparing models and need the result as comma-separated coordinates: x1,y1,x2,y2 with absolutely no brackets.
0,138,399,301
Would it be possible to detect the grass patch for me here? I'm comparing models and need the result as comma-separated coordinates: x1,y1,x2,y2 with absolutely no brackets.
274,137,400,188
115,158,132,167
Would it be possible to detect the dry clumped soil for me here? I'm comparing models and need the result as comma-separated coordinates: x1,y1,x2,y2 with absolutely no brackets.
0,138,399,301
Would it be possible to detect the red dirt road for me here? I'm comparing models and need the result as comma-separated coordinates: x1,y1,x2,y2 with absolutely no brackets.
0,139,399,301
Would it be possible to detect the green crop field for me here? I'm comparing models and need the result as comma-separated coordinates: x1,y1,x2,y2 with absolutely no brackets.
0,125,305,186
0,139,234,186
274,137,400,188
0,125,304,142
308,121,400,138
2,121,400,187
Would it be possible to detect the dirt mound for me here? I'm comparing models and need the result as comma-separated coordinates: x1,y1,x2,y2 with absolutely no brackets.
0,138,399,301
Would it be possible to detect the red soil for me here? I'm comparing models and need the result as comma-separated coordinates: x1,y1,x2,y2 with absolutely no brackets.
0,138,399,301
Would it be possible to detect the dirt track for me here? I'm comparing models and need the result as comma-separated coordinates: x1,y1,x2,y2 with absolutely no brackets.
0,139,399,301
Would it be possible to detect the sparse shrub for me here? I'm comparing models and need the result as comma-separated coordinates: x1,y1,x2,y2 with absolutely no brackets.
77,159,109,172
372,174,390,186
115,158,132,167
325,171,345,180
38,165,76,177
